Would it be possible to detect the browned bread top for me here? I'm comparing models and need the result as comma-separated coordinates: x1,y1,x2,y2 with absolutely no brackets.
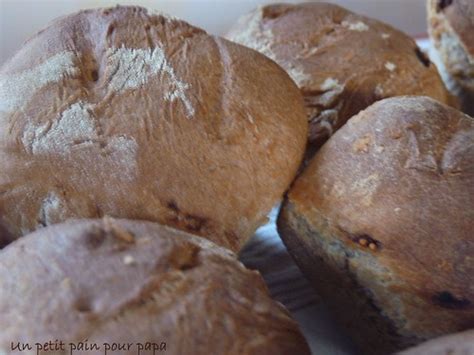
0,218,310,355
284,96,474,339
227,2,453,148
0,6,308,251
399,329,474,355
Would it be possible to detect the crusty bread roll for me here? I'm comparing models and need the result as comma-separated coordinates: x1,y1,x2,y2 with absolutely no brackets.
227,2,454,150
0,6,308,251
277,96,474,354
428,0,474,115
0,218,310,355
399,329,474,355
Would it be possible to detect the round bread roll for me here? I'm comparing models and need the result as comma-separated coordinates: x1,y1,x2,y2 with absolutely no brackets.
0,218,310,355
427,0,474,115
0,6,308,251
227,2,453,150
399,329,474,355
277,96,474,354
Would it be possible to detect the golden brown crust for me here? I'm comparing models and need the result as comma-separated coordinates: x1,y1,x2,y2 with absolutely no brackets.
0,219,310,355
227,2,453,149
0,6,308,251
278,96,474,353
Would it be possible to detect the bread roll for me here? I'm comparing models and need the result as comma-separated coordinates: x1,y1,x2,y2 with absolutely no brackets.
399,329,474,355
0,6,308,251
428,0,474,115
278,96,474,354
0,218,310,355
227,2,453,150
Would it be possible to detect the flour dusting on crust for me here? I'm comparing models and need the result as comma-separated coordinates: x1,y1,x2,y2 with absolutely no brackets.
342,21,369,32
104,136,139,180
385,62,397,72
106,46,195,118
22,102,97,155
16,45,196,182
38,192,67,227
287,66,311,86
321,78,341,91
227,8,277,62
0,51,78,112
375,84,384,97
22,102,139,181
145,8,178,21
